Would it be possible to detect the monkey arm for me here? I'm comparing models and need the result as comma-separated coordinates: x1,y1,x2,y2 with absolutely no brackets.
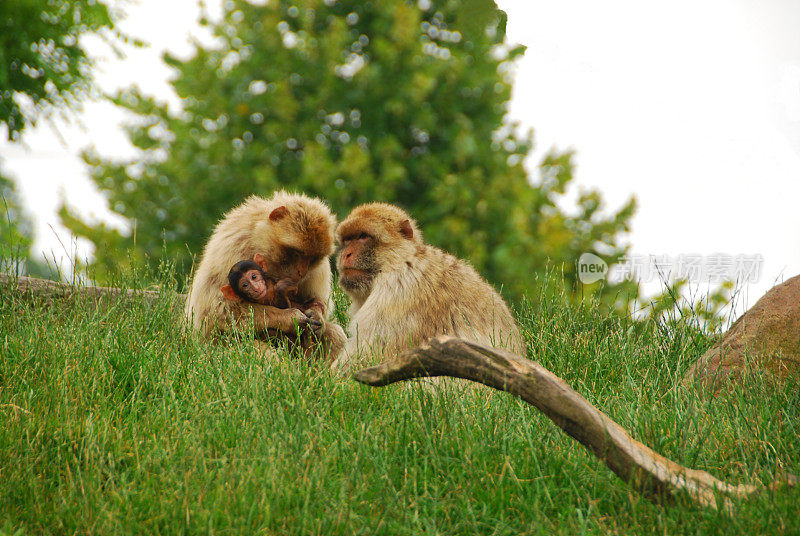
233,303,311,334
318,322,347,364
293,296,325,316
353,336,797,513
283,297,326,338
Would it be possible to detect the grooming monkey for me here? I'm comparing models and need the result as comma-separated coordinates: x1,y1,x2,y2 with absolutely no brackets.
333,203,523,370
185,191,345,360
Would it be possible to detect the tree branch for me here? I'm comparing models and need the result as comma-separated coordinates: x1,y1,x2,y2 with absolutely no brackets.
0,273,185,306
353,336,796,512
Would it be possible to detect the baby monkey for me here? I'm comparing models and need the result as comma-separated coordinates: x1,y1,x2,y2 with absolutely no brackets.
221,254,327,358
221,254,304,310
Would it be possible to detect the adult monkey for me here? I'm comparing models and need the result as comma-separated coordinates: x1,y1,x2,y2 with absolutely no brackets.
333,203,522,369
185,191,345,360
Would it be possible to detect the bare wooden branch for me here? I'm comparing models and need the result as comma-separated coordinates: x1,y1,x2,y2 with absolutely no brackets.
354,336,796,512
0,273,185,306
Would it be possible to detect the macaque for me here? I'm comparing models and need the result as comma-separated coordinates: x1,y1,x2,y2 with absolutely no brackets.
221,255,330,357
222,256,302,310
185,191,346,361
332,203,523,370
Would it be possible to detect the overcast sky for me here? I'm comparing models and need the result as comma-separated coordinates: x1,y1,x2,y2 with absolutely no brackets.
2,0,799,315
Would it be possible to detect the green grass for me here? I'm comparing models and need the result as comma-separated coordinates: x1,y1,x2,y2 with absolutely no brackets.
0,278,798,535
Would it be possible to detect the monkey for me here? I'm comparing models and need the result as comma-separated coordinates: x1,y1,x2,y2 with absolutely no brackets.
223,254,328,333
223,259,280,304
332,203,523,370
222,256,303,310
185,191,346,362
221,255,332,358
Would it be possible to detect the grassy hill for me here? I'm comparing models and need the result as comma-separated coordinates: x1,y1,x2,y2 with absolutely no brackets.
0,278,797,535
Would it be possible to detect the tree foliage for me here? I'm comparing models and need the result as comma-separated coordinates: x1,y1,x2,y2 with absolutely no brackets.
63,0,638,309
1,0,124,279
0,172,58,278
0,0,123,140
643,278,734,334
0,174,34,265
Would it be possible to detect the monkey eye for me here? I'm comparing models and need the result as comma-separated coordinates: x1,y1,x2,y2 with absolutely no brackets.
242,282,249,288
358,232,370,240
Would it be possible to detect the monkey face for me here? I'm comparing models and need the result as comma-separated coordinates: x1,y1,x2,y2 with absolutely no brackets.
336,203,421,303
258,202,335,284
265,247,324,283
239,268,270,302
337,232,379,295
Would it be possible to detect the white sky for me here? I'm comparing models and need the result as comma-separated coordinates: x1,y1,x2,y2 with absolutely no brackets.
2,0,799,315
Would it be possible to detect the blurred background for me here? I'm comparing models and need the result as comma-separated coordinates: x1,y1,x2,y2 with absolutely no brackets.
1,0,798,327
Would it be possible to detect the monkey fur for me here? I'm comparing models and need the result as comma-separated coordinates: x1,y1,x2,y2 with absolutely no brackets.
333,203,523,370
185,191,346,361
225,259,300,309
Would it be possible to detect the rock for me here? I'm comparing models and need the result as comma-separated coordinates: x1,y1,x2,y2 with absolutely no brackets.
682,274,800,394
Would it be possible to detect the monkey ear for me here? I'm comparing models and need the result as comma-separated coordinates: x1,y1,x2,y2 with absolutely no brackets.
399,219,414,240
269,206,289,221
253,253,268,270
221,285,240,301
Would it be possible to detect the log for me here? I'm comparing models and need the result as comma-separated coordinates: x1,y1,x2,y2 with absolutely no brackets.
0,273,186,306
353,336,796,512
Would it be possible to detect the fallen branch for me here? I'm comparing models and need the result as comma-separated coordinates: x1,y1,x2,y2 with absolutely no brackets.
354,336,796,512
0,273,185,306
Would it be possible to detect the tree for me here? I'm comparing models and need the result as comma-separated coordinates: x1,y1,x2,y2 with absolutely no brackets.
63,0,638,310
0,174,34,270
0,0,122,140
1,0,125,279
0,173,58,278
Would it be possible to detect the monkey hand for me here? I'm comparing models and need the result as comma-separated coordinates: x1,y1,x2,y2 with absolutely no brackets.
303,307,325,336
285,307,315,332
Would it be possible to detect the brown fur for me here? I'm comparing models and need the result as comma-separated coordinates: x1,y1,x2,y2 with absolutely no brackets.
223,261,301,310
185,191,346,361
333,203,523,370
